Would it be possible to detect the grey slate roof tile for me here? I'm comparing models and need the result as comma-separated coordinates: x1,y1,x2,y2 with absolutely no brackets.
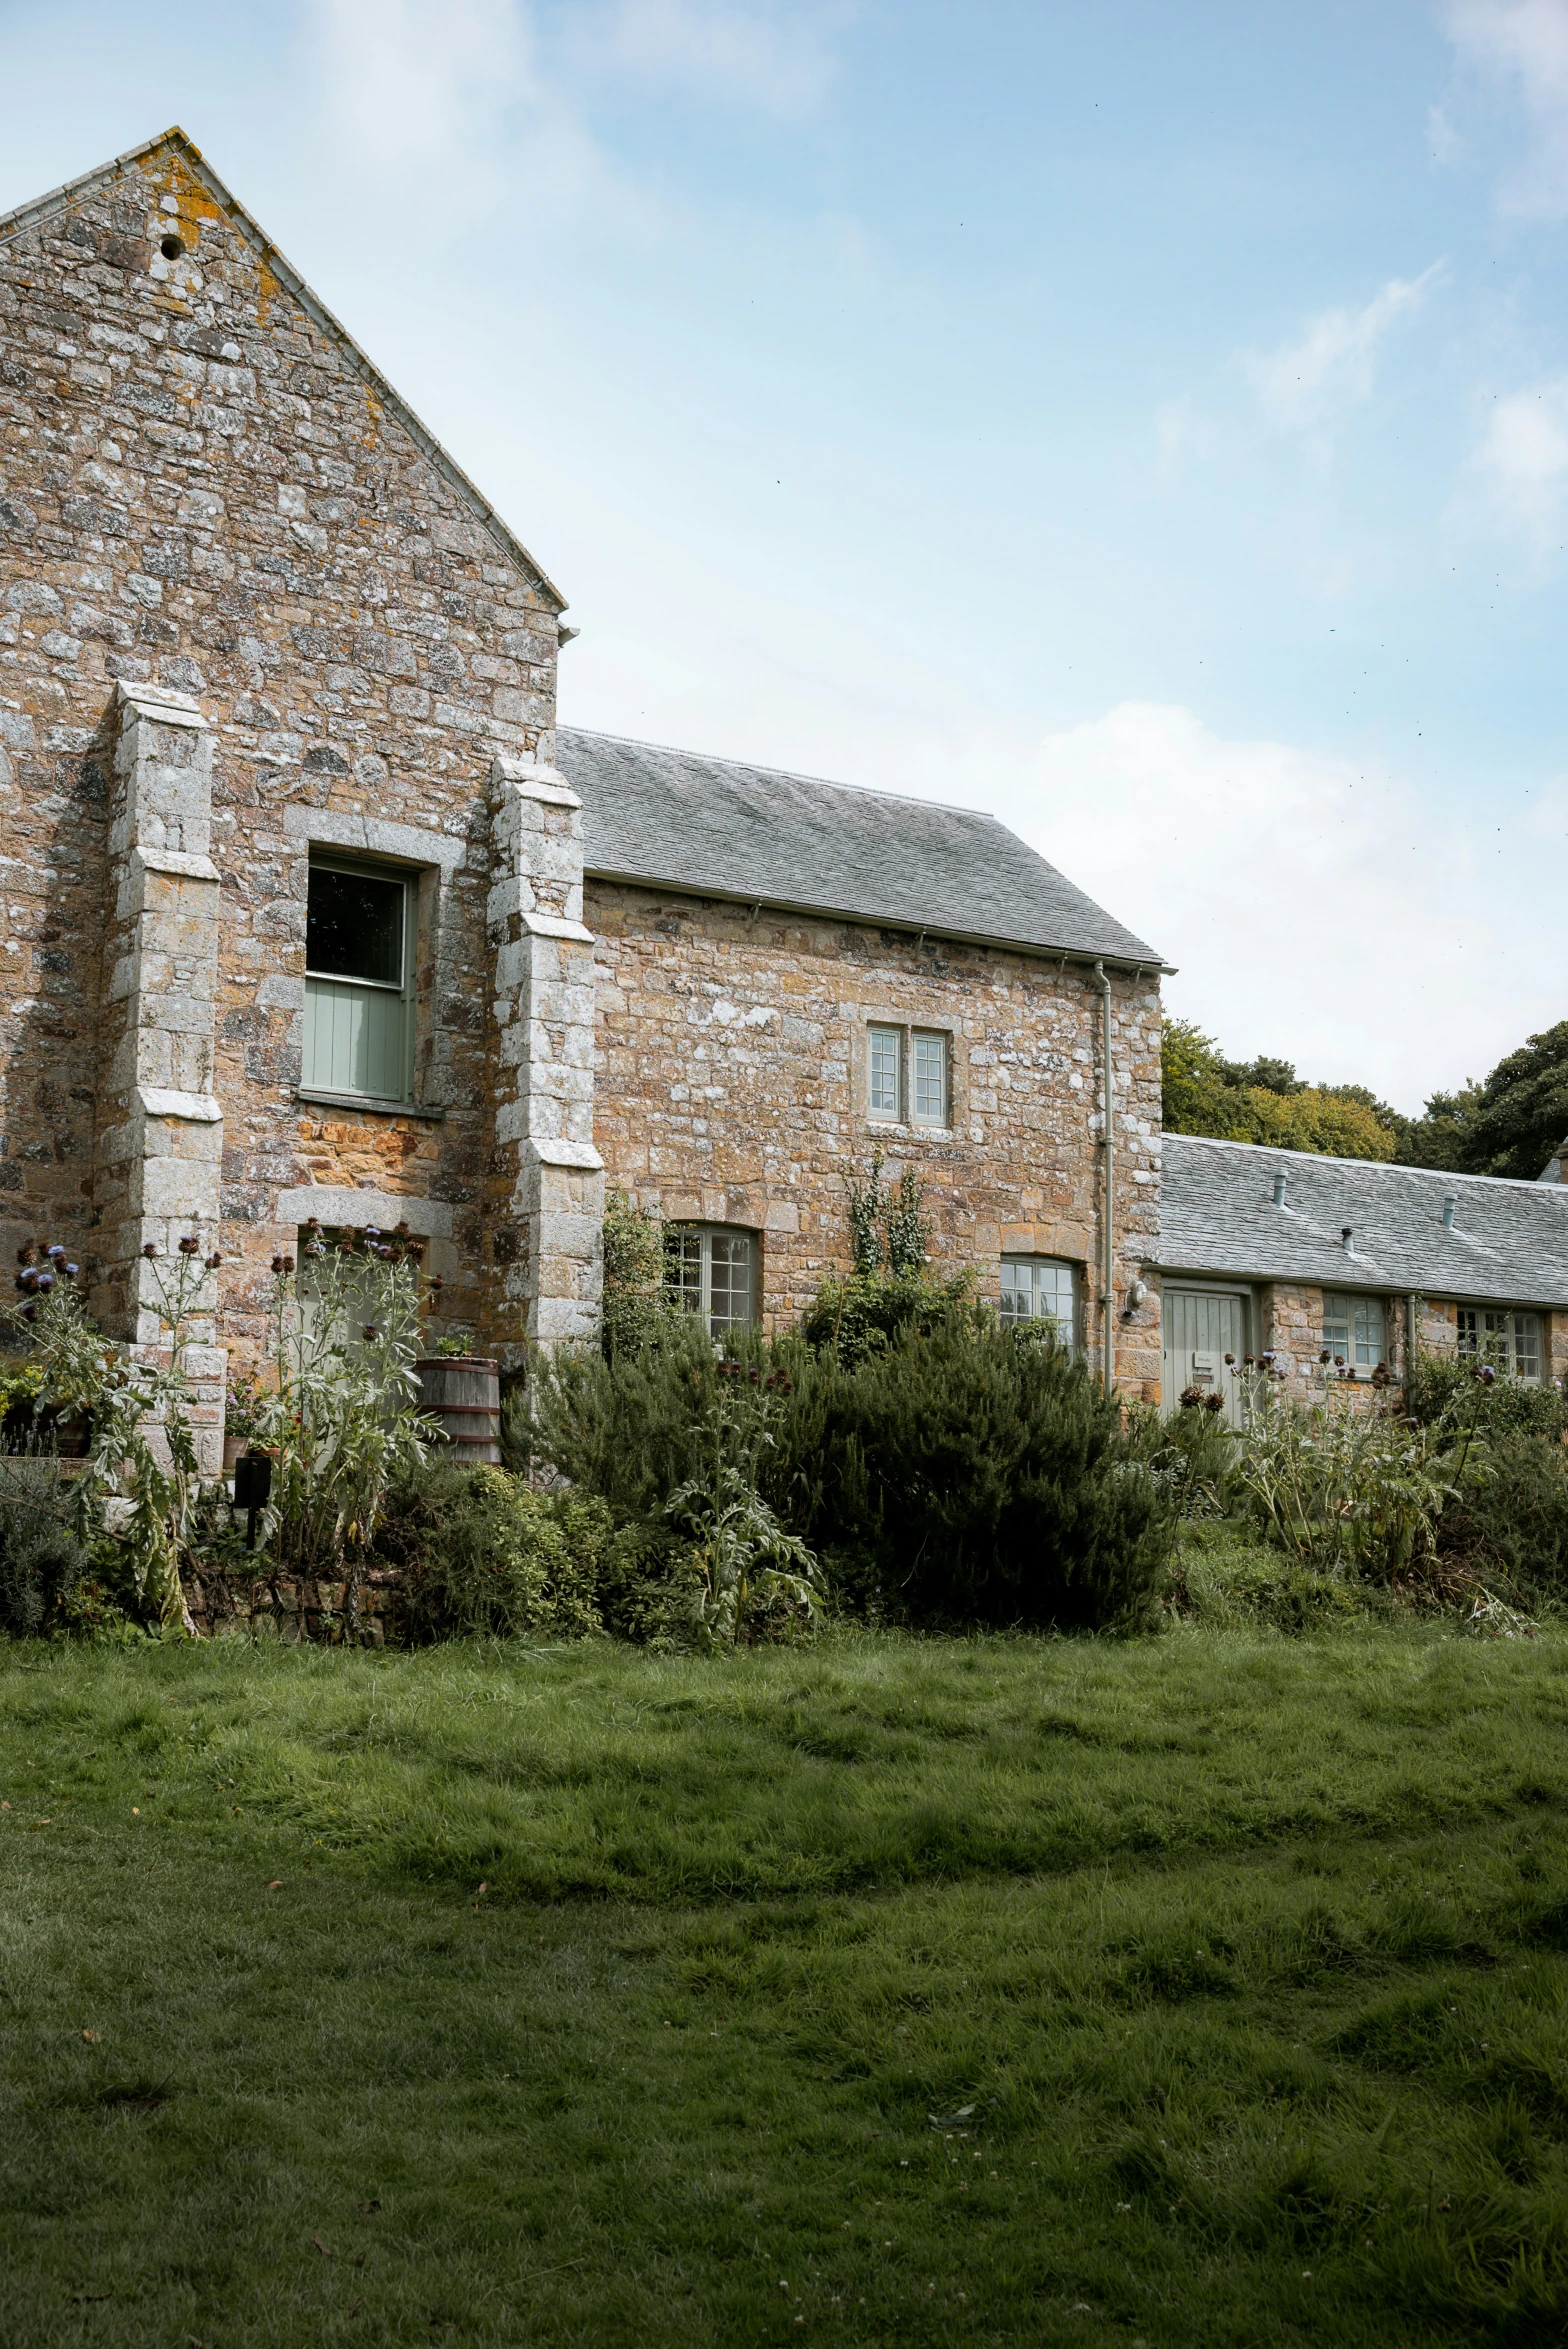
557,727,1167,968
1158,1133,1568,1306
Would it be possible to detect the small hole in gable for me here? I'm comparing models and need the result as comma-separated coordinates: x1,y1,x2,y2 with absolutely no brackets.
159,234,185,261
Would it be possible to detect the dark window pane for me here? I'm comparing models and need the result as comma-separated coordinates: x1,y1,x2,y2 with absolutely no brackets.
307,867,404,986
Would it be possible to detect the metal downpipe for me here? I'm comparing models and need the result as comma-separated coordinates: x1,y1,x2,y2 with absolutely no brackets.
1094,959,1114,1400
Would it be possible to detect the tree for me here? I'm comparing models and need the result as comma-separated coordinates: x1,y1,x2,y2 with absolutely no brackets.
1447,1022,1568,1181
1161,1019,1397,1161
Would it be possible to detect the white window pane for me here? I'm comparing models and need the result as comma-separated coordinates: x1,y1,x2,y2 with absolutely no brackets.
1457,1308,1478,1354
708,1232,754,1332
1322,1295,1350,1360
664,1229,703,1314
1001,1257,1074,1349
913,1033,947,1124
869,1026,901,1117
1513,1313,1542,1380
1352,1299,1384,1367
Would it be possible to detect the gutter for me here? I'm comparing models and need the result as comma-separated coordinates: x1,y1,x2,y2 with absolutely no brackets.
1094,959,1115,1399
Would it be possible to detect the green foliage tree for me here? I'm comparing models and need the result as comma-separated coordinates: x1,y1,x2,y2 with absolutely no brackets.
1442,1020,1568,1180
1161,1019,1397,1161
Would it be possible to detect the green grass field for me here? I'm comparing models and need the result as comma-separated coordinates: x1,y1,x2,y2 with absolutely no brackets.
5,1624,1568,2347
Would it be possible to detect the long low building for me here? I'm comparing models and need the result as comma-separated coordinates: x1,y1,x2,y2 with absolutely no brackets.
1152,1134,1568,1422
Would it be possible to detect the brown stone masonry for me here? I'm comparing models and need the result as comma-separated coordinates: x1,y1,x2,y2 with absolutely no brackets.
0,133,565,1372
589,884,1164,1396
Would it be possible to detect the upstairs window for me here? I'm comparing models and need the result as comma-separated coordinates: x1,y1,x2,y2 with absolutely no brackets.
303,859,415,1104
1322,1292,1385,1373
867,1024,951,1126
665,1225,758,1337
868,1025,902,1119
999,1256,1076,1349
1458,1307,1542,1382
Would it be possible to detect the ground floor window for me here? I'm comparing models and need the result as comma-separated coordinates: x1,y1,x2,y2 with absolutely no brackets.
1458,1306,1542,1382
998,1256,1076,1348
1321,1291,1386,1374
664,1225,758,1337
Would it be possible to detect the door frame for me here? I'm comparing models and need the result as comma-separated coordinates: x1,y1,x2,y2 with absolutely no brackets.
1160,1281,1255,1423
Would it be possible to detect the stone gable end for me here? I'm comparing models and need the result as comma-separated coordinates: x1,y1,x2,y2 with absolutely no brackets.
0,132,566,1367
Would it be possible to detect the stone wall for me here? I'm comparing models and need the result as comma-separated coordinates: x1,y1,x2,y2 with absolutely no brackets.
0,133,565,1372
589,882,1164,1396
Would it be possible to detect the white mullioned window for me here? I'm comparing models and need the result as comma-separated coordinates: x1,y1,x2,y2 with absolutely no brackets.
664,1225,758,1337
303,858,416,1103
1321,1292,1386,1373
867,1024,952,1126
1458,1307,1542,1382
868,1025,902,1119
999,1257,1076,1349
912,1031,948,1126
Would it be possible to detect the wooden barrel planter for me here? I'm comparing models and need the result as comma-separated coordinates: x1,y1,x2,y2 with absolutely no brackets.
414,1357,502,1466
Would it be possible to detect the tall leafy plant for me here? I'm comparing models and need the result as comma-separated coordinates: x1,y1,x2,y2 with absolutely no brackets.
253,1225,432,1637
18,1239,221,1633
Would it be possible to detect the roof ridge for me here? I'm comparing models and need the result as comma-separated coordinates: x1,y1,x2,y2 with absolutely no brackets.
1164,1131,1568,1194
0,127,567,611
558,724,1006,826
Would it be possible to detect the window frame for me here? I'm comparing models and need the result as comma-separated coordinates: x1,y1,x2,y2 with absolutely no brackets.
302,853,419,1106
998,1255,1078,1351
865,1021,953,1130
664,1222,760,1338
1457,1305,1543,1384
1321,1290,1388,1377
867,1024,903,1122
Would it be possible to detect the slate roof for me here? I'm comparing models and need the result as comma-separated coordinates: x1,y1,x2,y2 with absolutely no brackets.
557,728,1167,968
0,129,565,609
1157,1134,1568,1307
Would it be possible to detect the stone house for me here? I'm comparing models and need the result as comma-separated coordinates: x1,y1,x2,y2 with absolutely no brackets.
0,129,1169,1470
1154,1135,1568,1426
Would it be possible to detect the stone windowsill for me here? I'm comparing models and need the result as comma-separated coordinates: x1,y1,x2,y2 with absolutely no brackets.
295,1088,446,1122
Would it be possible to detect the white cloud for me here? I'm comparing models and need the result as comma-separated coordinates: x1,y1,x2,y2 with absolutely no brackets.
1428,101,1461,163
1244,266,1443,433
566,0,842,115
308,0,538,199
1457,376,1568,549
926,702,1554,1110
1445,0,1568,213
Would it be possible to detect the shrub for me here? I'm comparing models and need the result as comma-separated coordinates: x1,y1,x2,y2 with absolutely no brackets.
796,1268,970,1371
1438,1433,1568,1607
377,1457,605,1641
1410,1352,1568,1444
0,1465,95,1637
600,1188,682,1361
523,1316,776,1522
804,1316,1173,1630
378,1454,708,1648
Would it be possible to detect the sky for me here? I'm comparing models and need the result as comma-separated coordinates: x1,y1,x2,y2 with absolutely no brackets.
1,0,1566,1111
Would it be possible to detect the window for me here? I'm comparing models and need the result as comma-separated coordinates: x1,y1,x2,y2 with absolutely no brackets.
866,1024,951,1126
1458,1307,1542,1382
303,859,415,1103
912,1032,948,1126
665,1225,757,1337
999,1256,1076,1349
869,1025,902,1119
1321,1292,1385,1373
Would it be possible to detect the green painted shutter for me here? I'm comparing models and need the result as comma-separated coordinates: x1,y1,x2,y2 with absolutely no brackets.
304,978,408,1099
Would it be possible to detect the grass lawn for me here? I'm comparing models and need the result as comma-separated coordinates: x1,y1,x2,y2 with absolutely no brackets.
5,1625,1568,2347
